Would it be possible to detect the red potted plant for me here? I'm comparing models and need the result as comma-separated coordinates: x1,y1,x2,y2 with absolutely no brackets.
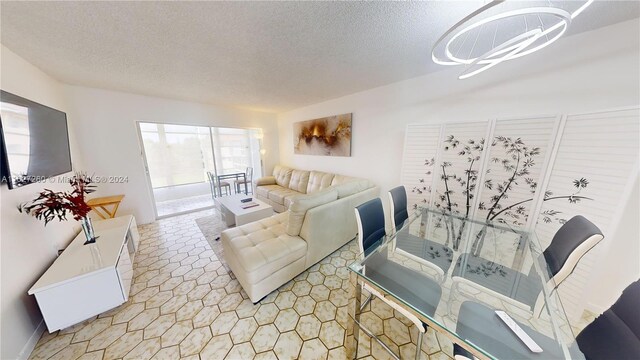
19,173,98,244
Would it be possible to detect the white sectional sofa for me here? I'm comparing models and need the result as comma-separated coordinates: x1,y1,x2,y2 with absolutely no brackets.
221,165,378,302
255,165,356,212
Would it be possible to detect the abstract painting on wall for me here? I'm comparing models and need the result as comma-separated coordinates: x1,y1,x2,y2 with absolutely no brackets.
293,113,352,156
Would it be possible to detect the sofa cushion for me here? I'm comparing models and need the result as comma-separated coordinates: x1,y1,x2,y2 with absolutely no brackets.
286,188,338,236
284,195,302,209
222,213,307,284
268,187,300,206
331,174,358,186
273,165,293,187
288,170,310,194
331,179,371,198
256,184,281,199
306,171,335,194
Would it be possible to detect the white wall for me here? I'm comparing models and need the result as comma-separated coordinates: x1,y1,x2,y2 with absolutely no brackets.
64,85,279,225
277,20,640,314
0,45,83,360
587,171,640,312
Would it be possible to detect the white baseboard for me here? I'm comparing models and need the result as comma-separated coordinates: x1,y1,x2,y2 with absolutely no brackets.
17,321,46,360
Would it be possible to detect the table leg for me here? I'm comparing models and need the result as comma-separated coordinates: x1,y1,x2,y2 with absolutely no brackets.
92,206,109,219
348,272,362,359
107,201,121,218
243,174,248,195
91,203,121,219
416,331,424,360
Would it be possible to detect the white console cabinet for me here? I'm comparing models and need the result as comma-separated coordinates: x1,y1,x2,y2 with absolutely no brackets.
28,215,139,332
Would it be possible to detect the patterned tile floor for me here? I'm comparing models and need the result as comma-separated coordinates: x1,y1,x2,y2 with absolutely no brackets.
28,209,455,360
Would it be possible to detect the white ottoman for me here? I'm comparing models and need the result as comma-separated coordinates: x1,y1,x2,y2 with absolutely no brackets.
221,213,308,303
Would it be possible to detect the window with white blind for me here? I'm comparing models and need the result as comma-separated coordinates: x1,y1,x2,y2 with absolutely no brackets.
139,123,263,189
139,123,214,188
212,127,263,179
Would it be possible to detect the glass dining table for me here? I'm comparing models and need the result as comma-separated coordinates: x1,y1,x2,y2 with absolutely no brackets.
347,207,584,360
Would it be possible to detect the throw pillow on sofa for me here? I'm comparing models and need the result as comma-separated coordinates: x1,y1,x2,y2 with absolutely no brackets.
286,188,338,236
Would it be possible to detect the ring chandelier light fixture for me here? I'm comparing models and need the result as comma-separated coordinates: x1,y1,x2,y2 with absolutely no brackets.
432,0,594,79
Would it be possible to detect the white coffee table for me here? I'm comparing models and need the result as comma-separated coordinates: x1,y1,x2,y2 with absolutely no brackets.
216,194,274,227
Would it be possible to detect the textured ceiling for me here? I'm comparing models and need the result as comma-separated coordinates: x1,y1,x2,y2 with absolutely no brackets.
1,1,638,113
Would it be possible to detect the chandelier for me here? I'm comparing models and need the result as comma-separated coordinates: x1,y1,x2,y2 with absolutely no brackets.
432,0,594,79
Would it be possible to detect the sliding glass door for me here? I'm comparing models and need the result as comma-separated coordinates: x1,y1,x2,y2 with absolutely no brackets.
138,122,263,218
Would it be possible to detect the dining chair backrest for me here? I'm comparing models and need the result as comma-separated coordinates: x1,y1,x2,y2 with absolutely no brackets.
207,171,217,197
543,215,604,287
527,215,604,318
355,198,386,256
576,279,640,359
388,186,408,233
608,280,640,336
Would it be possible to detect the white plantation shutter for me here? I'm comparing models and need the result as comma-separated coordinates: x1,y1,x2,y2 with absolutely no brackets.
535,108,640,321
432,122,489,216
476,117,558,224
474,117,559,265
401,124,442,211
400,106,639,321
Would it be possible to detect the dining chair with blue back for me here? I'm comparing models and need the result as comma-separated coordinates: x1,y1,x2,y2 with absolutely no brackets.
355,198,443,360
576,279,640,359
388,186,454,283
450,215,604,318
355,198,386,256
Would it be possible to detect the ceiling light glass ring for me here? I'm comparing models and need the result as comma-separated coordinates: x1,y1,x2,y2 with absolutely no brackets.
483,12,570,61
444,7,572,66
459,28,545,79
431,0,504,66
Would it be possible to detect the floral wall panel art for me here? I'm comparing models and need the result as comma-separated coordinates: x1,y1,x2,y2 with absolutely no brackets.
293,113,352,156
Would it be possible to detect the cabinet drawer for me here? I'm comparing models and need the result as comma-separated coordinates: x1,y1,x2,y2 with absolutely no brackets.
116,247,134,301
